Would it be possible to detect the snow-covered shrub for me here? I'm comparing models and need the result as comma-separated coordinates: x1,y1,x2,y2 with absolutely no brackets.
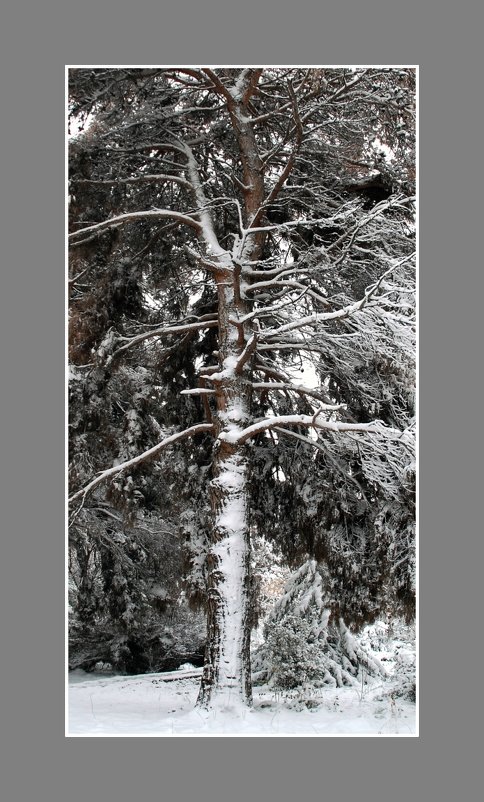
359,618,416,702
93,661,113,674
264,614,325,691
390,647,416,702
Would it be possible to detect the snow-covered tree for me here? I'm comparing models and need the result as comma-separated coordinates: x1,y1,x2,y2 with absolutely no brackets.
254,559,386,690
68,67,416,709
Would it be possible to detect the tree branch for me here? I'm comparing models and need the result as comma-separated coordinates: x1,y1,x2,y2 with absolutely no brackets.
69,209,202,243
73,174,192,189
235,334,258,374
261,263,400,339
258,81,303,214
69,423,214,506
183,143,229,259
274,427,369,507
241,69,263,104
252,382,340,407
220,414,398,445
200,68,233,101
109,318,218,361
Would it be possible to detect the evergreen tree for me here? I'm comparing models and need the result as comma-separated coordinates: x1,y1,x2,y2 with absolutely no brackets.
68,67,416,708
254,559,386,690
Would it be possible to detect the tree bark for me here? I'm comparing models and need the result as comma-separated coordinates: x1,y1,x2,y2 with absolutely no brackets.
197,439,253,708
197,75,265,708
197,264,254,708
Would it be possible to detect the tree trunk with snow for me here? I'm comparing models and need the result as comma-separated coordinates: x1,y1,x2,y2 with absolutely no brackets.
196,74,265,707
198,437,253,707
197,262,255,708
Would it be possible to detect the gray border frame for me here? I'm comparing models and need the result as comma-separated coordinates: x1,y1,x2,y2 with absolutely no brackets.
2,1,481,800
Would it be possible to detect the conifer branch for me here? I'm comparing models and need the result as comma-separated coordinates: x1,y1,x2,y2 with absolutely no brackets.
69,424,214,506
220,414,399,445
69,209,202,243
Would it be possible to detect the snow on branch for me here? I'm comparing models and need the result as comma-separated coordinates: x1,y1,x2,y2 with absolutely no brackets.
108,318,218,362
69,423,214,507
73,174,193,190
180,388,216,396
252,382,339,406
234,334,258,374
238,213,353,239
183,143,231,262
261,262,404,340
219,414,399,445
69,209,202,243
72,173,193,190
328,200,415,265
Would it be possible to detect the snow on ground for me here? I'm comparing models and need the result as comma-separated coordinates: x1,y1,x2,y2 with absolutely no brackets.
68,667,416,736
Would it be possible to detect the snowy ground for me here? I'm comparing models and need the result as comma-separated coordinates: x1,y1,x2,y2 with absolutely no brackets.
67,667,416,737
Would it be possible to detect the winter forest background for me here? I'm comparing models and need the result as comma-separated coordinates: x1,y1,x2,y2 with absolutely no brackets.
67,67,416,734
